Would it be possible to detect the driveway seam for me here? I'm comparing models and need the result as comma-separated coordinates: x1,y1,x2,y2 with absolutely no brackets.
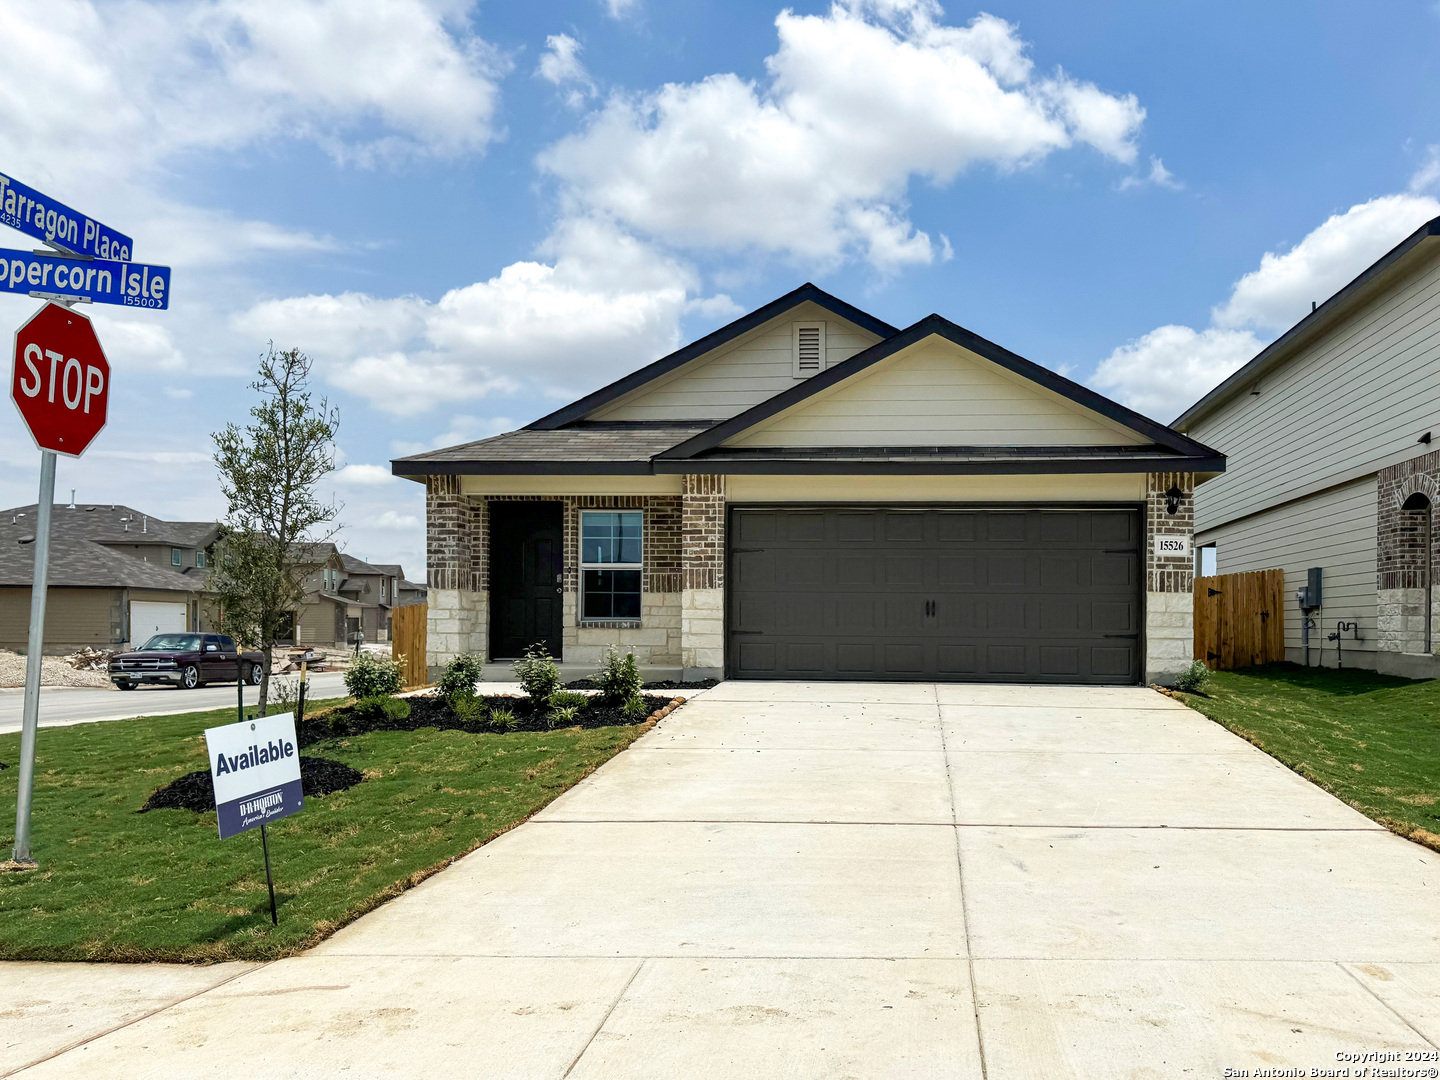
1337,962,1440,1050
529,818,1386,831
561,958,645,1078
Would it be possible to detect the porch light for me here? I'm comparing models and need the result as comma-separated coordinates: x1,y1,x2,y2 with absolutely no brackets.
1165,486,1184,516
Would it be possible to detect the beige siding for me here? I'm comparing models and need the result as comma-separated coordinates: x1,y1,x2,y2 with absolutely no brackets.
726,473,1147,503
1197,478,1378,661
591,302,882,421
461,475,683,496
0,587,123,651
1189,249,1440,530
725,336,1151,448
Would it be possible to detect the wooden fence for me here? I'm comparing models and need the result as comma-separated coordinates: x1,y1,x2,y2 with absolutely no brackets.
390,603,428,687
1193,568,1286,670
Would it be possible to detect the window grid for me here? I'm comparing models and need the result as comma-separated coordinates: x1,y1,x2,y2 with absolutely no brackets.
580,510,643,621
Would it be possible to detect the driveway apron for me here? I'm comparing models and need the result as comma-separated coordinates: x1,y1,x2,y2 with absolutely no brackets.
5,683,1438,1078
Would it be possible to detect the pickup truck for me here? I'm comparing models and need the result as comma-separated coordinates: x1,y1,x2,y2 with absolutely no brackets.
109,633,267,691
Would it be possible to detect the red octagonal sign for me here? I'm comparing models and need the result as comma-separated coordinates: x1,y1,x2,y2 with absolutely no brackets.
11,302,109,458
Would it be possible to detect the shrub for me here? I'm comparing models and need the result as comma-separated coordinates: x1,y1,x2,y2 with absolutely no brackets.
1175,660,1213,694
344,650,403,699
621,695,651,722
351,695,411,723
514,644,561,704
550,704,579,728
450,694,487,724
594,647,643,707
438,653,485,703
270,675,301,715
549,690,589,711
488,704,518,731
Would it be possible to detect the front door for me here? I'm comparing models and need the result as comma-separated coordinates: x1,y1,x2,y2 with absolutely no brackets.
490,502,564,659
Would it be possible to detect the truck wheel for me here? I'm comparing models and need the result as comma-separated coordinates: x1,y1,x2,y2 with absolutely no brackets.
247,663,264,686
116,682,136,691
181,664,203,690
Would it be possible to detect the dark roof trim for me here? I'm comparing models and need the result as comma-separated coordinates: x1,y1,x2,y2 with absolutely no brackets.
392,459,656,477
1174,214,1440,430
525,284,899,430
658,314,1221,462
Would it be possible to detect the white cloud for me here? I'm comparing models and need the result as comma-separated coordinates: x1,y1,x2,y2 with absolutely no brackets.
1214,194,1440,332
373,509,421,530
1410,144,1440,194
334,464,399,486
1119,155,1181,192
538,33,596,107
1093,193,1440,421
539,3,1145,270
603,0,640,19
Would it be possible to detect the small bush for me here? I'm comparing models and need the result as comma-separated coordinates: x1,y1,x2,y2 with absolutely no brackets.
345,651,404,699
488,704,518,731
438,653,485,703
352,695,411,723
549,690,589,711
270,675,301,715
550,704,579,728
594,647,643,707
622,695,652,721
1175,660,1213,694
514,644,562,703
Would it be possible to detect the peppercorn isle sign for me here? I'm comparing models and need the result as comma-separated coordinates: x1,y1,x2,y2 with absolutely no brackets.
205,713,304,840
0,247,170,309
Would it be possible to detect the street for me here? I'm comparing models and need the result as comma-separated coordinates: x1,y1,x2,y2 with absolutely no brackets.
0,671,350,736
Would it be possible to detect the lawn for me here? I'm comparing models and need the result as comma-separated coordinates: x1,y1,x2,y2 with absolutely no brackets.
1178,663,1440,850
0,698,651,962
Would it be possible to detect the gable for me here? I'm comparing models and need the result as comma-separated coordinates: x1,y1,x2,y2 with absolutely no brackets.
590,301,886,422
722,335,1151,448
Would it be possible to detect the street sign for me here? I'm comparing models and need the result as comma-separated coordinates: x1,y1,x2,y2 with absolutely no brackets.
0,172,132,260
205,713,304,841
0,247,169,309
11,303,109,458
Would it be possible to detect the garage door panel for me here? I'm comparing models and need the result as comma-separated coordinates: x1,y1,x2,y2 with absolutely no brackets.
729,507,1141,683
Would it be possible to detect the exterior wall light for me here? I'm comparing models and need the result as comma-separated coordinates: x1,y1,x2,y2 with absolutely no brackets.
1165,486,1184,516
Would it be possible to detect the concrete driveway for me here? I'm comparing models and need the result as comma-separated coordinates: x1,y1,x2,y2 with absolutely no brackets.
5,682,1439,1077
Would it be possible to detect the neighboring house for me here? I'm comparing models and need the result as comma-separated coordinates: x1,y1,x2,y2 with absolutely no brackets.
335,554,397,642
1174,214,1440,678
0,503,219,652
288,550,413,646
393,284,1223,684
392,576,427,608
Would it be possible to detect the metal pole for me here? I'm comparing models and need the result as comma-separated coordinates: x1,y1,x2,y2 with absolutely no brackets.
297,659,308,726
238,661,244,724
259,822,278,926
11,450,57,865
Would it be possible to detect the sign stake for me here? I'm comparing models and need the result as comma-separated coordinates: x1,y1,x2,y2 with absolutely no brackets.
10,448,56,866
259,822,278,926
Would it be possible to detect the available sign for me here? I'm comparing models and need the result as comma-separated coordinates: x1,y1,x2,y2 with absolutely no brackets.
0,247,170,308
204,713,303,840
0,172,133,260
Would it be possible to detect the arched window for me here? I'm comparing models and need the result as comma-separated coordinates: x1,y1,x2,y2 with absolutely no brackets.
1400,492,1433,654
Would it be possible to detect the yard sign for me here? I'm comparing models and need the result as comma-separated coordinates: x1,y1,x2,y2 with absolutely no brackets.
204,712,304,840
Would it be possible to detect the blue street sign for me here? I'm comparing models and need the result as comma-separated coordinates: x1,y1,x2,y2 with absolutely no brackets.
0,172,133,260
0,247,170,309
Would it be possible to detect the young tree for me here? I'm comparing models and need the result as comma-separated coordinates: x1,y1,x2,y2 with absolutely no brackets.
210,345,340,715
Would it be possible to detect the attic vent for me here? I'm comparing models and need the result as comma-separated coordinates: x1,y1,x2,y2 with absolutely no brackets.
792,321,826,378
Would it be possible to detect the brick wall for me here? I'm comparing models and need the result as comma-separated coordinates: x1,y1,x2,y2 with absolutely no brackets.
681,474,725,591
1376,452,1439,591
425,475,481,591
1146,471,1195,594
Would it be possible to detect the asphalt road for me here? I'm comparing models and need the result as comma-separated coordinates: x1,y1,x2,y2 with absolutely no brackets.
0,671,351,736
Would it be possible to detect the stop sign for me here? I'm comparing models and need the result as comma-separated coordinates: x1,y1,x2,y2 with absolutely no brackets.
11,302,109,457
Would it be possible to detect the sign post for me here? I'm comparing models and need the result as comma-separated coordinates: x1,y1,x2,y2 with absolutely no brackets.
8,303,110,866
204,712,304,924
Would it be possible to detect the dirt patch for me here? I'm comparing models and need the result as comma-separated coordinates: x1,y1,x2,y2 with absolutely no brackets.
140,757,365,813
0,650,113,689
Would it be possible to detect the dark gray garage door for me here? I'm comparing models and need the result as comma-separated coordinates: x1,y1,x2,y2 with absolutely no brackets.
728,507,1141,683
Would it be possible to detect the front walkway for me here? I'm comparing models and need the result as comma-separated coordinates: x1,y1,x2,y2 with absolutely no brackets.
5,682,1439,1077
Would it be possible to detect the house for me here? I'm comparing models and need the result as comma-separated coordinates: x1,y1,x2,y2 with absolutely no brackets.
375,565,426,610
0,502,219,652
335,554,398,642
1174,214,1440,678
287,551,416,646
393,284,1223,684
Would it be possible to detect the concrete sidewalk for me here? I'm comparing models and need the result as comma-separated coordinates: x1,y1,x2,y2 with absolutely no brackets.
4,682,1439,1077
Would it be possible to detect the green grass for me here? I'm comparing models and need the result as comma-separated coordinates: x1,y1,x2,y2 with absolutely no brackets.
0,699,648,962
1178,663,1440,849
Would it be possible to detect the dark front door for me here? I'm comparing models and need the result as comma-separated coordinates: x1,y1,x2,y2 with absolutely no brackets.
728,507,1142,684
490,501,564,659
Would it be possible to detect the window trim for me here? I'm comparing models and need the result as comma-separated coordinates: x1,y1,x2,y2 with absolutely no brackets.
171,547,182,566
579,509,644,623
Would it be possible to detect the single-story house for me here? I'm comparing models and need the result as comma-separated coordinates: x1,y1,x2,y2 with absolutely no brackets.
0,502,219,652
393,285,1224,684
1175,213,1440,678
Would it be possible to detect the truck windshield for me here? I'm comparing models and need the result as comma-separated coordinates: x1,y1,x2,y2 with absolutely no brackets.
139,634,202,652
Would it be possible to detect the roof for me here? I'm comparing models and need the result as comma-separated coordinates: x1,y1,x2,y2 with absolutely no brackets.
369,562,406,578
1174,214,1440,431
0,503,221,548
525,283,899,430
338,552,390,576
393,422,714,476
0,537,202,591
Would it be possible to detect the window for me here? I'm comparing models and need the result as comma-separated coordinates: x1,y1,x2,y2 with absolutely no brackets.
1197,545,1218,578
195,550,206,568
791,321,826,378
171,548,182,566
581,511,642,620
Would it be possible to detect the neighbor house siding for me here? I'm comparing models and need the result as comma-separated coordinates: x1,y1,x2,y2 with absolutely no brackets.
725,338,1151,449
1195,478,1378,664
591,302,882,422
1189,248,1440,531
0,587,122,652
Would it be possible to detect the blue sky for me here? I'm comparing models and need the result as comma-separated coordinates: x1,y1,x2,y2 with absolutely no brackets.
2,0,1439,576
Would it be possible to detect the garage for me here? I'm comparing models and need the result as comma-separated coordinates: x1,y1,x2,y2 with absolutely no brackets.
130,600,188,641
727,507,1142,683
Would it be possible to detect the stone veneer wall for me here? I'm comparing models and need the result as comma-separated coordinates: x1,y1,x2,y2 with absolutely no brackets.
425,475,486,671
1376,453,1440,658
1145,472,1195,684
681,474,726,678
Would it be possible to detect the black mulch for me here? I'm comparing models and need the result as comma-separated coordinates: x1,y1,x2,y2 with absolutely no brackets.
564,678,718,692
297,692,675,747
140,756,364,813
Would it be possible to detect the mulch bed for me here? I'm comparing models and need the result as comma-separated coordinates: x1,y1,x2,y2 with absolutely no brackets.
564,678,718,691
297,693,676,747
140,757,364,813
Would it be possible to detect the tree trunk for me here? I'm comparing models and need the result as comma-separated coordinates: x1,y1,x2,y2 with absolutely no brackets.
257,638,273,717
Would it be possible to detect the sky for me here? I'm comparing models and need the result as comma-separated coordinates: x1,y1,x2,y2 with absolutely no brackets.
2,0,1439,577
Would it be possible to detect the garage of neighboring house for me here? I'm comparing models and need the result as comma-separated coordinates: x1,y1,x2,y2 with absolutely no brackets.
393,285,1224,686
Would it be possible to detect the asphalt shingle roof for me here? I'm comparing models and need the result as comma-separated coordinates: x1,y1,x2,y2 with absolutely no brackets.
392,423,713,470
0,503,217,590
